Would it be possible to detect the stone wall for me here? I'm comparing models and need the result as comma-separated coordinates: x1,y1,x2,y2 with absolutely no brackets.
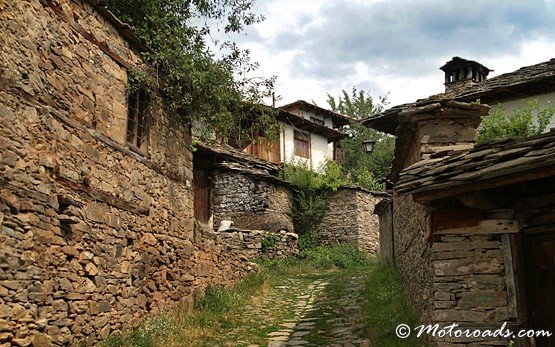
392,194,434,322
430,234,510,346
317,188,382,254
212,171,294,232
0,1,253,345
219,229,299,260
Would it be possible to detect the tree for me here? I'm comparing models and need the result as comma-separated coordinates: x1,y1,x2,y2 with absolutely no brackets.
477,99,554,144
327,87,394,189
106,0,277,141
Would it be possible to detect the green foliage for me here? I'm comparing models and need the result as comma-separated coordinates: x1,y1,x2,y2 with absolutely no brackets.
354,168,383,191
327,86,388,119
327,87,394,187
106,0,277,141
194,286,242,313
281,160,350,247
299,244,372,269
261,234,278,251
477,99,554,144
361,260,424,346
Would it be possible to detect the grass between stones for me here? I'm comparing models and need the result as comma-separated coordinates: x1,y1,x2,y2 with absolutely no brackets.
101,245,427,347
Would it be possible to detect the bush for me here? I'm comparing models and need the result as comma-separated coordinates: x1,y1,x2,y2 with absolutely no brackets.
281,160,349,248
261,234,277,251
477,99,554,144
353,168,382,191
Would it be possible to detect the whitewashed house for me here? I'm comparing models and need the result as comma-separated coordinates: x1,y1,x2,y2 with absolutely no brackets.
243,100,350,172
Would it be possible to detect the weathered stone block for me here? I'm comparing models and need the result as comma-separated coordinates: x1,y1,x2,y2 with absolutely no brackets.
433,257,503,276
458,291,507,310
434,309,486,322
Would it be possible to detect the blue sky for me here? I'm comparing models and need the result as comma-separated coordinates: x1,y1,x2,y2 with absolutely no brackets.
224,0,555,108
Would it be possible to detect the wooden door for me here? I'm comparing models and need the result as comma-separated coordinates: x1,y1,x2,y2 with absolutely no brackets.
193,168,211,224
378,200,394,262
523,231,555,347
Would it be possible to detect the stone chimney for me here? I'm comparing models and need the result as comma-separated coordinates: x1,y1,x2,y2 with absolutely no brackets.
440,57,492,92
389,100,490,183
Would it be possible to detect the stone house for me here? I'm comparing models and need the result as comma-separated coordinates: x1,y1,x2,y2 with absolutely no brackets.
241,100,349,172
0,0,278,345
193,141,294,232
365,58,555,346
193,141,386,254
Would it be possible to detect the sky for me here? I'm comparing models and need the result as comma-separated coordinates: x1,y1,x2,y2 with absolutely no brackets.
221,0,555,109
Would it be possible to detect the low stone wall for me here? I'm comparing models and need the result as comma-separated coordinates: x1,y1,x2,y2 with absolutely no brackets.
317,187,382,254
219,229,299,260
213,171,294,232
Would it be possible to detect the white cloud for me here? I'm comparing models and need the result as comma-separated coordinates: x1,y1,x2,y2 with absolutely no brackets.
227,0,555,109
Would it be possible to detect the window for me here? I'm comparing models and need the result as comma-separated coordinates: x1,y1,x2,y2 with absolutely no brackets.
294,130,310,158
310,116,325,126
126,88,150,154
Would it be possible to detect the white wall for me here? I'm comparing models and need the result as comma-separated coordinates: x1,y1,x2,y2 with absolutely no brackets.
489,92,555,131
279,122,334,172
287,108,334,128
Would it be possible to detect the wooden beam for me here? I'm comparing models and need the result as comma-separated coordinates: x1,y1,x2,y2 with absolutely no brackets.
433,219,520,235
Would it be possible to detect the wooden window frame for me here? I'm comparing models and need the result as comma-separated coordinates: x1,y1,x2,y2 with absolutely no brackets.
126,88,150,155
293,130,310,158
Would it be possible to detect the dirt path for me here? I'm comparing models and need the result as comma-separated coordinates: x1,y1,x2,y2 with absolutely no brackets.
219,269,372,346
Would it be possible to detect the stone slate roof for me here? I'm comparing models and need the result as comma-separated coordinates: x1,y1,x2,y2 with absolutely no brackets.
364,58,555,135
280,100,352,128
195,141,287,182
276,109,347,141
396,129,555,200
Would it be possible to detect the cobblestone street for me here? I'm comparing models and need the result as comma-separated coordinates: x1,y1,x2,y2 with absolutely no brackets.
214,269,372,347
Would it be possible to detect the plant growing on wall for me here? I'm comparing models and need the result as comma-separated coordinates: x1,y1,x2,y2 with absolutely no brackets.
477,99,554,143
281,160,349,249
261,234,278,252
106,0,278,142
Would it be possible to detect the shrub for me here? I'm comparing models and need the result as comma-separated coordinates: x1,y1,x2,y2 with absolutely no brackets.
477,99,554,144
281,160,349,249
261,234,277,251
353,168,382,191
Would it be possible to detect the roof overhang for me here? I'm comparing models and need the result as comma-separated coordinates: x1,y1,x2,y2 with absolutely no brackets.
396,129,555,203
277,110,347,141
363,58,555,135
279,100,352,127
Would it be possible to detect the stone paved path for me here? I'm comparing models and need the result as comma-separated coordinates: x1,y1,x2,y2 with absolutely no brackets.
221,269,372,346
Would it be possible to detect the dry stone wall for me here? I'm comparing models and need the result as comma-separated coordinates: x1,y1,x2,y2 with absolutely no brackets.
219,229,299,260
212,171,294,232
392,194,435,323
317,188,382,254
0,1,253,345
430,234,510,346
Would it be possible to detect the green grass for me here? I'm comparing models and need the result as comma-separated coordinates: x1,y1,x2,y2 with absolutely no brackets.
101,246,424,346
361,259,428,346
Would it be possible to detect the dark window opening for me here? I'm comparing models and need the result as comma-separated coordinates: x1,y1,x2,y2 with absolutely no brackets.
294,130,310,158
126,88,150,154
